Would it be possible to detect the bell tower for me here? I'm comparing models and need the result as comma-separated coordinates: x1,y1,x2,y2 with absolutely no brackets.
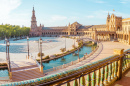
106,12,110,31
31,6,37,31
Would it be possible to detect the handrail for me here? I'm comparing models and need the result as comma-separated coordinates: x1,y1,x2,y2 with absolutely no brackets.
44,40,100,74
31,57,41,68
2,49,130,86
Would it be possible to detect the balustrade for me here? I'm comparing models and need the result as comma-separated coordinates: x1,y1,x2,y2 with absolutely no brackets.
44,43,100,74
2,48,130,86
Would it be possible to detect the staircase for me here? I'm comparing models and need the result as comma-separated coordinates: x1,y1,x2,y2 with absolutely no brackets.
11,65,44,82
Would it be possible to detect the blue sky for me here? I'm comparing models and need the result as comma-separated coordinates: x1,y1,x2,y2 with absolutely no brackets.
0,0,130,27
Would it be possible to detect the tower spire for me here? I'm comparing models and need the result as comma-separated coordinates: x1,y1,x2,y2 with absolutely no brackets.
33,5,34,11
107,12,110,18
31,6,37,29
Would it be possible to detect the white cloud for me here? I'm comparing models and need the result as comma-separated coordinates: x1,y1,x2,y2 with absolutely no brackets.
87,0,106,3
86,15,94,18
119,0,130,3
120,1,127,3
51,15,67,21
95,1,106,3
0,0,21,22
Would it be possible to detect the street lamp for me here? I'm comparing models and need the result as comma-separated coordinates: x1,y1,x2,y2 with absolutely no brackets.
78,47,80,62
65,37,66,51
7,41,11,72
7,40,12,79
74,37,75,48
39,37,43,73
27,36,29,59
5,37,7,60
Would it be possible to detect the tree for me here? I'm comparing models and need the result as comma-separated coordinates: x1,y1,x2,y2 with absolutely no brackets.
0,24,30,39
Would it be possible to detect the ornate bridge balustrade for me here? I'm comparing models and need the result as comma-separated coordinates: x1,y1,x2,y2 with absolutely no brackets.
1,49,130,86
39,49,130,86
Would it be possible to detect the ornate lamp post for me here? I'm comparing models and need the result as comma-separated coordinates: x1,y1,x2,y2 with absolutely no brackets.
27,36,29,59
65,37,66,51
7,41,11,70
78,47,80,62
7,40,12,78
5,37,7,60
74,37,75,48
39,37,43,73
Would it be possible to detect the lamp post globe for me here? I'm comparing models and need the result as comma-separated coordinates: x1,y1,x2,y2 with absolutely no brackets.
27,36,29,40
40,38,42,44
5,37,7,41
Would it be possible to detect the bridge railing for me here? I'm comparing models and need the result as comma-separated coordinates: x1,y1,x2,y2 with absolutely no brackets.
31,56,41,68
40,49,130,86
44,42,100,74
2,49,130,86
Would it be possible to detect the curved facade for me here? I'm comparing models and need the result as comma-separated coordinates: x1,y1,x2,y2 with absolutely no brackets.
29,7,130,45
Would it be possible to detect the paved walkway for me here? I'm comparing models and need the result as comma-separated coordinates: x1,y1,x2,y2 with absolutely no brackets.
112,68,130,86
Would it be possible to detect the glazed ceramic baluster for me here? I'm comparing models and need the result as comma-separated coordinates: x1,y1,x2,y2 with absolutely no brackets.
100,67,104,86
87,73,91,86
66,82,70,86
128,55,130,67
127,55,130,67
125,55,127,68
123,57,126,71
114,61,118,77
73,79,78,86
104,65,108,84
111,63,115,79
96,69,100,86
126,55,129,68
108,64,112,82
80,76,86,86
124,57,126,69
92,71,96,86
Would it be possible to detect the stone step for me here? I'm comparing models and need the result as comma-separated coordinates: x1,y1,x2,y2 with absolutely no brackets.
12,75,43,81
12,65,38,71
12,74,43,81
12,72,43,78
12,69,43,77
12,68,44,81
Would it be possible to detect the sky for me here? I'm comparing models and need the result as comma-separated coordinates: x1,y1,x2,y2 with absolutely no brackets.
0,0,130,27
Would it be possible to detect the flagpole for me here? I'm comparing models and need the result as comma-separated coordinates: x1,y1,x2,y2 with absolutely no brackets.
113,9,115,14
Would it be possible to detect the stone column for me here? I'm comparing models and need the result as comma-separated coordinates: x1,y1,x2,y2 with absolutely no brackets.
113,48,124,80
114,34,116,40
123,34,125,42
